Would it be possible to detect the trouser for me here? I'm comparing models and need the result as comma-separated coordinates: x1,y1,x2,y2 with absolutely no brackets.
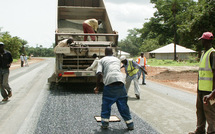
0,68,11,99
101,84,133,127
25,60,29,66
195,91,215,134
140,66,146,84
82,23,96,41
125,75,140,96
21,61,24,67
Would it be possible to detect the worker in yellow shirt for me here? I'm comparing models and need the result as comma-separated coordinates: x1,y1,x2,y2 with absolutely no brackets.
83,19,102,41
189,32,215,134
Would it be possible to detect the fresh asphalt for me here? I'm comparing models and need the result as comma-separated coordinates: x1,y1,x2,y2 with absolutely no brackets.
34,83,159,134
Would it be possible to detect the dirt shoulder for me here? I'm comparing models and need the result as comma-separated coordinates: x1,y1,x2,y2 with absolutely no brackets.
10,57,45,70
146,66,198,93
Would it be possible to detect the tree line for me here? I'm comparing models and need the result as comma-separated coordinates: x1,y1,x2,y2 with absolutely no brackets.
0,29,54,59
119,0,215,57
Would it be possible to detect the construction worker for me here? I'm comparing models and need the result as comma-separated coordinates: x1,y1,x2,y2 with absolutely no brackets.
189,32,215,134
83,18,102,41
85,54,99,71
120,56,147,99
136,52,147,85
94,47,134,130
54,37,74,53
0,42,13,101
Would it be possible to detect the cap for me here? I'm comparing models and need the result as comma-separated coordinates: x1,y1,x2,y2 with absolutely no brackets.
199,32,214,40
0,42,4,46
120,56,126,61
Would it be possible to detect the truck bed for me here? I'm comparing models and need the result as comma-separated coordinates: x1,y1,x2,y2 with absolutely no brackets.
49,0,118,83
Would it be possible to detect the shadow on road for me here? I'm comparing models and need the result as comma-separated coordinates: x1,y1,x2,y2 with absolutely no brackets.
49,82,97,95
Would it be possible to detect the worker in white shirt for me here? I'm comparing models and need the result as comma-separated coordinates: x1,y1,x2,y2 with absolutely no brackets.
86,54,99,71
94,47,134,130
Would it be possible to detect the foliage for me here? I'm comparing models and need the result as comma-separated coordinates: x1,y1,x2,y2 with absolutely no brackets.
178,0,215,53
25,45,54,57
139,39,160,52
147,58,199,66
118,29,142,56
0,29,54,58
119,0,215,59
0,32,23,59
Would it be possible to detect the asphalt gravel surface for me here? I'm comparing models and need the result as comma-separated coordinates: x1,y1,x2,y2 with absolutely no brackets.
34,83,159,134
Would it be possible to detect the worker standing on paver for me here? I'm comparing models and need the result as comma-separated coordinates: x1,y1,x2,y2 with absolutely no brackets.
54,37,74,53
136,52,147,85
189,32,215,134
83,18,102,41
0,42,13,101
120,56,147,99
86,54,99,71
94,47,134,130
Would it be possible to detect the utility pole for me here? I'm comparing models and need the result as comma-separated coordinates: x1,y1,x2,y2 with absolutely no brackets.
171,0,178,61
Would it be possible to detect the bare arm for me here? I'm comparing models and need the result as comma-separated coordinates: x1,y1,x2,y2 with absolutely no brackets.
94,72,102,94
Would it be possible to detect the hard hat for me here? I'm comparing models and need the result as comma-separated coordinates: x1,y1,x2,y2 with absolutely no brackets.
120,56,126,61
0,42,4,46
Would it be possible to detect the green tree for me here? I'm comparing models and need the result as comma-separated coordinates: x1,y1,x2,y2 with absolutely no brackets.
139,39,160,53
119,29,142,56
178,0,215,57
0,32,23,59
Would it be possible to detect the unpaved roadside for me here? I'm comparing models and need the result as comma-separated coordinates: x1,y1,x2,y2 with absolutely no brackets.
146,66,198,93
10,57,45,70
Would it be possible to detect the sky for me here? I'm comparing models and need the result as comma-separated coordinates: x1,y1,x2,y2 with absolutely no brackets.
0,0,156,48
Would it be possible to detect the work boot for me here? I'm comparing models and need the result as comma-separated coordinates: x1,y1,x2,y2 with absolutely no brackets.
127,126,134,131
101,125,108,129
2,97,8,101
8,91,12,98
101,122,109,129
188,130,205,134
127,123,134,131
135,94,140,99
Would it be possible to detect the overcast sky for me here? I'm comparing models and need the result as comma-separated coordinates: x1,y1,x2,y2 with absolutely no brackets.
0,0,155,48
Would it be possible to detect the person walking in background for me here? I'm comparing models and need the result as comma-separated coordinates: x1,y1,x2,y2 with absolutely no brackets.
20,54,24,67
0,42,13,101
120,56,147,99
189,32,215,134
24,54,29,67
86,54,99,71
136,52,147,85
94,47,134,130
83,18,102,41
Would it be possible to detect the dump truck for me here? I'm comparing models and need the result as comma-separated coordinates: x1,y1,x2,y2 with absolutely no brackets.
48,0,119,84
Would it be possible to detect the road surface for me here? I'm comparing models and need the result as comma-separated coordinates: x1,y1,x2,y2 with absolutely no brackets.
0,58,197,134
